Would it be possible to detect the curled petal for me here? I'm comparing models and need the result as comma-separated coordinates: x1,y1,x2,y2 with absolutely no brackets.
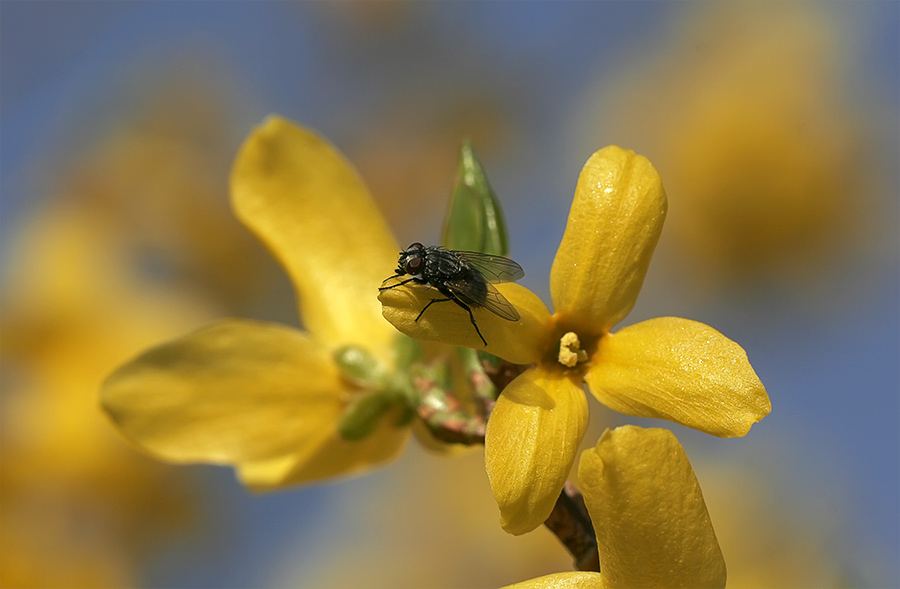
578,426,726,589
231,116,398,358
550,146,666,333
101,319,343,464
585,317,770,437
237,411,410,488
378,282,553,365
501,571,604,589
485,367,589,535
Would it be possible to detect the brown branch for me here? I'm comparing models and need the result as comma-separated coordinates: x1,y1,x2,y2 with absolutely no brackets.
482,356,526,392
544,482,600,572
419,403,486,445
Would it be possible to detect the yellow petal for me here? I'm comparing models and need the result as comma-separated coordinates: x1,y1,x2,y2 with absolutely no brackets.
578,426,726,589
230,116,399,358
501,571,604,589
378,282,554,365
101,319,343,464
485,367,589,535
237,410,410,488
550,146,667,333
585,317,770,437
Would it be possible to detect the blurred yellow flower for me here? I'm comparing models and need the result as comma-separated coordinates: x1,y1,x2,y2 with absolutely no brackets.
1,73,278,585
574,3,879,290
102,117,413,488
502,426,726,589
62,73,280,309
1,206,209,587
380,146,770,534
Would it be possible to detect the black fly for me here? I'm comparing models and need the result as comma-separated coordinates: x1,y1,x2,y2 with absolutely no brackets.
379,243,525,346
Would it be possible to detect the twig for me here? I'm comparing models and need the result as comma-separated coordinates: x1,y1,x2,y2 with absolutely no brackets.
544,482,600,572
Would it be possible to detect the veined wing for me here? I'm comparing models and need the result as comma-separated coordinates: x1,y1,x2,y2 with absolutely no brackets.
446,279,520,322
453,250,524,283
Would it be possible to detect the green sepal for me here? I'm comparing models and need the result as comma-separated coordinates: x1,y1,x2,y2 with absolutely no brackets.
441,140,510,255
337,391,396,441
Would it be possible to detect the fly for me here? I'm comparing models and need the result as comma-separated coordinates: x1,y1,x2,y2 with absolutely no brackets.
379,242,525,346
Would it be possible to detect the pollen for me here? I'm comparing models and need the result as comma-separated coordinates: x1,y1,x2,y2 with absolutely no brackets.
557,331,588,367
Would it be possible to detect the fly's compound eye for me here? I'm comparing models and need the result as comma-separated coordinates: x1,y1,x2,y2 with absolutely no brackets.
405,255,424,274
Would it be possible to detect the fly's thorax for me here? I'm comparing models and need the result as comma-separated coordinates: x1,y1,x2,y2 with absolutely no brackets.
425,248,464,279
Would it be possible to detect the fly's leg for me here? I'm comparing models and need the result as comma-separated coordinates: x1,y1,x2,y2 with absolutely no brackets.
379,276,419,290
455,299,488,347
415,296,488,347
389,281,489,346
415,297,453,321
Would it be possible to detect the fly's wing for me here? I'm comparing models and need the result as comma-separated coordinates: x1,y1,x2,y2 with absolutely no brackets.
453,251,525,283
446,279,521,322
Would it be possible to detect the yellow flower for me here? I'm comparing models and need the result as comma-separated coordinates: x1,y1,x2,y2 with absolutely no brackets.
502,426,726,589
102,116,412,488
380,146,771,534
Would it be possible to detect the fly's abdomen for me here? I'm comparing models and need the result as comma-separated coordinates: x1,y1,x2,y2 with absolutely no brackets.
455,275,488,305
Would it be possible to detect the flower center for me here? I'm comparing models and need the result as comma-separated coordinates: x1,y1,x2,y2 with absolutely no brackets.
557,331,589,367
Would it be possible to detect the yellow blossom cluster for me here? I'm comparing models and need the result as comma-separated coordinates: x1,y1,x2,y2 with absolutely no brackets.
102,117,770,587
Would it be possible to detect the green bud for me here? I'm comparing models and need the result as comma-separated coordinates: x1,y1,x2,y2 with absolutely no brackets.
441,140,510,255
337,391,395,441
333,345,383,386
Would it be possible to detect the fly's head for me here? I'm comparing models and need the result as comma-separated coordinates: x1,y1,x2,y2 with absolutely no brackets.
397,242,426,277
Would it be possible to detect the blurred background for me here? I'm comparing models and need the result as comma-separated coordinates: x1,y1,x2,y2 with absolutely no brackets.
1,2,897,588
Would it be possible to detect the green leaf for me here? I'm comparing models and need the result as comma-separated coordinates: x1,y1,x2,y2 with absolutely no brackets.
441,140,509,255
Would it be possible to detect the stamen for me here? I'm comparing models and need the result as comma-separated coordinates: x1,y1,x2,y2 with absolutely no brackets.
558,332,588,367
